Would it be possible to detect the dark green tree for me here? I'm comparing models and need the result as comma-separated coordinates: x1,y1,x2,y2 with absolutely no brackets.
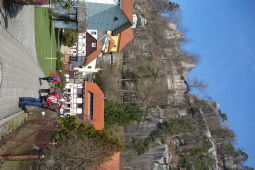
104,100,145,129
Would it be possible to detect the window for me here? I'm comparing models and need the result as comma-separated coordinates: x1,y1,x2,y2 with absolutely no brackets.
92,43,96,48
89,92,94,120
91,31,96,35
77,88,83,94
63,109,70,114
67,89,71,92
67,104,71,108
78,93,83,98
88,66,92,69
78,104,83,108
70,56,78,62
113,16,119,21
73,51,76,53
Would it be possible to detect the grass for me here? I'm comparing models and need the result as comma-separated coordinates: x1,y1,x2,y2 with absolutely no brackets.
0,160,33,170
35,7,61,76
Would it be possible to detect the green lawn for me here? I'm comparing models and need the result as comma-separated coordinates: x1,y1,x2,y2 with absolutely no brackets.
35,7,61,76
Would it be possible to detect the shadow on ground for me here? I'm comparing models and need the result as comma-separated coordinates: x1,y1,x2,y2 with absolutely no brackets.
0,0,23,28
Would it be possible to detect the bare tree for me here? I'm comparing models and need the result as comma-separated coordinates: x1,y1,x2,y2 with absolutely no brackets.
42,138,118,170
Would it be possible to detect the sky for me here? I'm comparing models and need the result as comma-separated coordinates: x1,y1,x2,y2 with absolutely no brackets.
172,0,255,167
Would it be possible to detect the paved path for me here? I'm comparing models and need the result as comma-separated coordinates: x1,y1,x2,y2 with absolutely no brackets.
0,5,48,120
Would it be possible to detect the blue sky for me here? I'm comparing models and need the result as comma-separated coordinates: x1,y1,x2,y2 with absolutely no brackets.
172,0,255,167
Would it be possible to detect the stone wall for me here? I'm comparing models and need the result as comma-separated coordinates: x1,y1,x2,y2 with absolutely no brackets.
0,111,27,139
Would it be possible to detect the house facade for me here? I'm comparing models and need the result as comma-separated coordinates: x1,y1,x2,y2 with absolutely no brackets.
64,82,84,115
104,27,133,53
63,81,104,130
64,30,101,67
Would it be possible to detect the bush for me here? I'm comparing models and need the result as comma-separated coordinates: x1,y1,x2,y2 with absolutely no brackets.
211,129,235,139
134,119,196,155
62,29,78,47
104,100,145,129
55,51,66,89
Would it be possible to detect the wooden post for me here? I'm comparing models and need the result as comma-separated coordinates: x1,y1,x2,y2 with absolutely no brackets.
0,155,44,160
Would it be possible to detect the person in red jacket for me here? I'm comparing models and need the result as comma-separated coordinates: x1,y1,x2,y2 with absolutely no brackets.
40,76,62,84
45,94,58,106
19,96,61,113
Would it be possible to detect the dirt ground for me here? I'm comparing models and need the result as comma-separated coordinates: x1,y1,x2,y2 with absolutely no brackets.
0,108,58,155
0,108,59,169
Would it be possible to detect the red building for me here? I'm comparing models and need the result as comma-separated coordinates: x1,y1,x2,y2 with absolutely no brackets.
83,81,104,130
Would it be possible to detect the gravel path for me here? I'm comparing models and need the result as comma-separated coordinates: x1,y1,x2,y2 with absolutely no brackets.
0,5,48,120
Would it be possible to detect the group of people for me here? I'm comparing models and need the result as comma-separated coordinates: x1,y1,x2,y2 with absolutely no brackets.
19,76,67,115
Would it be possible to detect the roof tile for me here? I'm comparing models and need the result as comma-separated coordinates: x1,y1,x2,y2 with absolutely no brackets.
118,27,133,52
121,0,133,23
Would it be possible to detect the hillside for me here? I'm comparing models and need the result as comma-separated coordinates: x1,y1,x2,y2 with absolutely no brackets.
97,0,253,169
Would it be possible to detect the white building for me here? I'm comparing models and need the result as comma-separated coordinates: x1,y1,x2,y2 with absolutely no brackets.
64,82,84,115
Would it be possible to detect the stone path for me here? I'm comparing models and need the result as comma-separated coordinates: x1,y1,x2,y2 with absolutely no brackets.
0,5,48,120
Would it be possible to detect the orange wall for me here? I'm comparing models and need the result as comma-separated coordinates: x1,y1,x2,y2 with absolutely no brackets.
84,81,104,130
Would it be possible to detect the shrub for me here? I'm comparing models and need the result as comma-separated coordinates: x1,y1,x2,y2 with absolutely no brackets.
104,100,145,129
134,119,196,155
55,51,66,89
62,29,78,47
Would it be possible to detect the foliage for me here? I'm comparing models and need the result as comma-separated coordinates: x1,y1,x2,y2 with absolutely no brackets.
137,65,159,80
64,2,72,9
220,144,251,168
62,29,78,47
188,137,212,154
183,154,215,170
55,51,66,89
218,109,228,121
177,136,215,169
93,73,106,91
211,129,235,139
104,100,145,129
44,117,124,170
53,117,123,148
134,119,196,154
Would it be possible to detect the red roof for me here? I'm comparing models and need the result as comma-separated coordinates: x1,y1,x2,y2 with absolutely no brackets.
83,82,104,130
118,27,133,52
85,41,102,66
121,0,133,23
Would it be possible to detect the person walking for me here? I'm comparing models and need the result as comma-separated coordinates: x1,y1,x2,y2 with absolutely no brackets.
39,76,62,84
